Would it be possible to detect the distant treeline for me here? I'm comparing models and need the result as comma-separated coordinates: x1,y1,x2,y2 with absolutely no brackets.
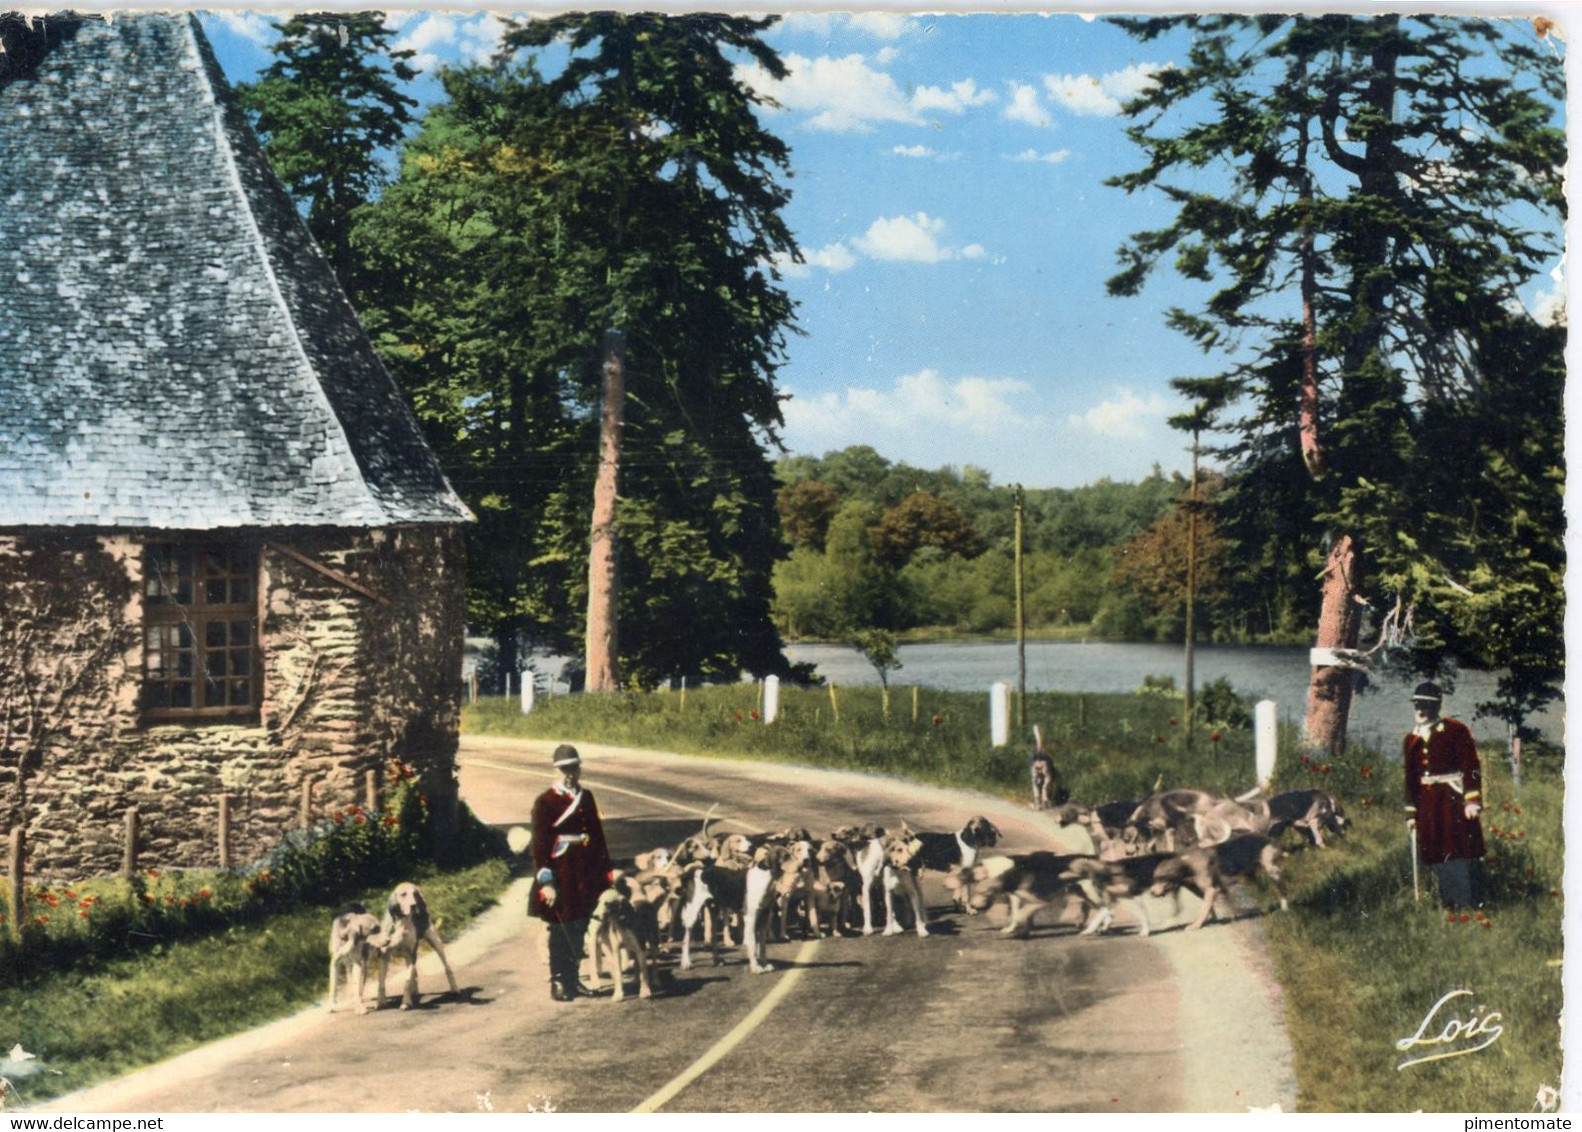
770,445,1305,644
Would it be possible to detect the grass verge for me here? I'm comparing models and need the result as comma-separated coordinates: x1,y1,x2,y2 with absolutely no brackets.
3,859,509,1109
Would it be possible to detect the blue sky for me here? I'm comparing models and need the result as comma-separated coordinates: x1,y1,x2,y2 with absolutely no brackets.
197,6,1569,491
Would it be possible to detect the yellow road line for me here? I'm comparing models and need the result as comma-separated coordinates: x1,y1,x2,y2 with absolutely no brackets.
462,756,760,829
630,938,822,1113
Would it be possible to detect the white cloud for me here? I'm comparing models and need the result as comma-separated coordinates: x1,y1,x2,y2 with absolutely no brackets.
854,213,950,263
210,11,275,46
784,369,1036,440
1068,388,1172,439
1011,148,1072,164
394,13,504,74
769,242,857,278
779,13,918,40
1531,287,1566,326
1044,63,1167,117
1004,81,1051,127
850,213,988,264
875,46,902,65
846,13,915,39
1043,73,1121,117
740,52,921,133
893,144,935,158
913,79,995,115
742,54,993,133
1103,62,1167,102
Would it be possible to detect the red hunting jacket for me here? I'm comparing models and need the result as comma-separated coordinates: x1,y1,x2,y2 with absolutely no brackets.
1403,716,1486,864
529,784,612,924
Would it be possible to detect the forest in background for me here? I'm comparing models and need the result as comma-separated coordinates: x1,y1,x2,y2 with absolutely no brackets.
769,445,1270,645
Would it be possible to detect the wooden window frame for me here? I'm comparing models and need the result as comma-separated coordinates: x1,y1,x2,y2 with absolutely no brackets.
142,540,262,723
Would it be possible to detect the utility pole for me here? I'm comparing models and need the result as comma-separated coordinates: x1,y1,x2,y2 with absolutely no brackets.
585,328,625,692
1014,484,1026,730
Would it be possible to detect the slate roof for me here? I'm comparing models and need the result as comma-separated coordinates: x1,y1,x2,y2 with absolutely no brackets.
0,13,472,529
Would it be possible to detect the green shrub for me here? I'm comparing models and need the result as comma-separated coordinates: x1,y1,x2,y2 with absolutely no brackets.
0,762,500,986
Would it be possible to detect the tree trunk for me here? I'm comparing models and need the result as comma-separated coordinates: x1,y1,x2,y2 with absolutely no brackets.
1298,111,1326,480
1304,27,1399,751
584,329,625,693
1305,533,1363,754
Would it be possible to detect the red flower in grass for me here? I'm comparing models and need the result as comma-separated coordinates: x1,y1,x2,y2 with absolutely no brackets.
79,909,91,919
1300,754,1311,765
1210,731,1221,743
199,889,212,900
382,815,399,828
1155,735,1165,745
143,893,156,904
1169,719,1178,727
332,811,345,823
931,715,944,725
147,868,159,878
734,712,743,722
165,896,176,906
63,889,76,899
354,814,367,826
1459,913,1471,923
750,710,760,721
1514,806,1523,816
33,915,48,925
1446,913,1457,923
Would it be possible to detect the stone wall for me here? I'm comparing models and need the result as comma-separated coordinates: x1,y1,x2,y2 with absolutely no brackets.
0,526,464,882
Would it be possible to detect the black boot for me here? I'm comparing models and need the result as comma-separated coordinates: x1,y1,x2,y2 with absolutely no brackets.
550,981,576,1002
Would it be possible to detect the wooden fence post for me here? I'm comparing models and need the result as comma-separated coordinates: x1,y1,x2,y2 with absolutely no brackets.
365,769,379,816
8,828,23,942
123,807,140,880
828,683,840,723
912,685,919,724
300,779,315,829
218,794,233,870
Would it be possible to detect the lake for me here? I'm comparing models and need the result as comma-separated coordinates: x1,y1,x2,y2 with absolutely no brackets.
783,640,1563,751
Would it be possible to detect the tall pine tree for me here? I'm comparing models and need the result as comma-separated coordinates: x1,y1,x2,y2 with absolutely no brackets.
358,14,801,688
1107,14,1565,750
236,12,417,294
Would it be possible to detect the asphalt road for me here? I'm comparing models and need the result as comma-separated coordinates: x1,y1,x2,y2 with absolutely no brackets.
39,736,1297,1114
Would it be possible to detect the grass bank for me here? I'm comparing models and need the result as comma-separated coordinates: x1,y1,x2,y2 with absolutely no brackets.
467,683,1564,1113
3,859,509,1108
467,682,1263,802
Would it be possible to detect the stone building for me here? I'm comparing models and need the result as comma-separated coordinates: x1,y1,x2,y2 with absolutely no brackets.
0,14,473,880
